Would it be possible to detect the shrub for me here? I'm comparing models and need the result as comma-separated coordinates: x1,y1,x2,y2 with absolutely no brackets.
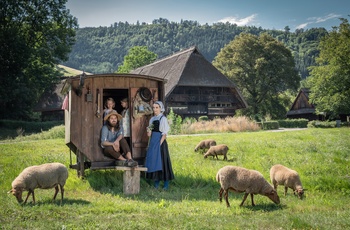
308,120,337,128
257,121,279,130
167,108,183,135
277,119,309,128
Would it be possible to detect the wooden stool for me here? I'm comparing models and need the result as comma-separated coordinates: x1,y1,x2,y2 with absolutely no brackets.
115,166,148,194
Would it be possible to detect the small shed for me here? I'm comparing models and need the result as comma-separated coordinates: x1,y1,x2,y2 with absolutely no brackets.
63,73,165,177
34,77,67,121
131,46,247,119
286,88,323,120
34,65,92,121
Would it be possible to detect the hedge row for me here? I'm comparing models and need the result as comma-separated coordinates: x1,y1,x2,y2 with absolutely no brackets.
277,119,309,128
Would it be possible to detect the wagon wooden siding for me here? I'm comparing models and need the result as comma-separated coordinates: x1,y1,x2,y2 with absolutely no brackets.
64,73,164,174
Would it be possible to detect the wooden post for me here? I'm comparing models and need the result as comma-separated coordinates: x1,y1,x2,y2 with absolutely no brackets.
116,166,148,194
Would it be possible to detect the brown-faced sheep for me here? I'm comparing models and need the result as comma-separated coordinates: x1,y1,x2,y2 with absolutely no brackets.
270,164,304,199
204,144,228,161
216,165,280,207
9,162,68,204
194,139,216,153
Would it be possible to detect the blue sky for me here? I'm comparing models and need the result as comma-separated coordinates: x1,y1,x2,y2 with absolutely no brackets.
65,0,349,31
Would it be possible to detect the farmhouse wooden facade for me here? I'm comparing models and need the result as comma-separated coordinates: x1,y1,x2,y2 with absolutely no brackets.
286,88,323,120
131,46,247,119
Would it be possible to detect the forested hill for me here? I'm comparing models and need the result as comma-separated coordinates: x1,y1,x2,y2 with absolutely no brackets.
62,18,328,79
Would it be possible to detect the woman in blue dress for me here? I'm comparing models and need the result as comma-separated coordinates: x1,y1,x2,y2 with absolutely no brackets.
145,101,174,190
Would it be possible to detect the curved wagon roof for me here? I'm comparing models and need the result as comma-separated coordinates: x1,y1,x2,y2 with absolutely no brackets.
65,73,166,82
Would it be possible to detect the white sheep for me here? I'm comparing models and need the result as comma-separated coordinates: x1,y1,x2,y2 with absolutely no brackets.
9,162,68,205
216,165,280,207
194,139,216,153
204,144,228,160
270,164,304,199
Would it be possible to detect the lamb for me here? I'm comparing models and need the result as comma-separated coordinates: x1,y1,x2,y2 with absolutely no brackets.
204,144,228,161
216,165,280,207
194,139,216,153
270,164,304,199
9,162,68,205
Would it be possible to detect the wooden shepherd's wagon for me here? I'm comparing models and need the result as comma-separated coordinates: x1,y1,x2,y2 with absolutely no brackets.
62,73,165,194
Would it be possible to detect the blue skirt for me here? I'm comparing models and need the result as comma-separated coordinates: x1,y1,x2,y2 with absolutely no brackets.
145,132,174,181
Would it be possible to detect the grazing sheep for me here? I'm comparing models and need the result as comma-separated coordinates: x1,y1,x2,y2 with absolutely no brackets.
9,162,68,204
270,164,304,199
194,139,216,153
216,165,280,207
204,144,228,160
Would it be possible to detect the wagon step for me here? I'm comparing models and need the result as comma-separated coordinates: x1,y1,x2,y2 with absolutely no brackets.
91,165,148,195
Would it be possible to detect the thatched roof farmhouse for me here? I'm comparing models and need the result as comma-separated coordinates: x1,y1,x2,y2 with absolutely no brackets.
131,46,247,119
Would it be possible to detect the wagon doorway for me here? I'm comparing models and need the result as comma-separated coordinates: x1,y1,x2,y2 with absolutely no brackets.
102,88,154,165
102,88,131,149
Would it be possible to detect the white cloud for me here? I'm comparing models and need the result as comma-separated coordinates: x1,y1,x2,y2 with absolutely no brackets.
309,13,341,23
296,13,341,29
296,22,309,29
218,14,258,26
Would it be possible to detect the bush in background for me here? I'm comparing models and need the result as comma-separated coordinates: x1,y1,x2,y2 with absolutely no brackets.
277,119,309,128
167,108,183,135
308,120,337,128
257,121,280,130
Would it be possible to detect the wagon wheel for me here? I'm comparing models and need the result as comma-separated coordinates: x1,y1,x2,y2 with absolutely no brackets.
76,150,85,178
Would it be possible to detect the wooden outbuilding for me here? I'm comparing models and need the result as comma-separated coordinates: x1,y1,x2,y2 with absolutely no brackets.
34,77,67,121
34,65,93,121
286,88,323,121
287,88,350,122
131,46,247,119
63,73,165,179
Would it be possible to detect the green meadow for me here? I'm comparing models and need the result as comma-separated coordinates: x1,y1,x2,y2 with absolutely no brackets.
1,127,349,229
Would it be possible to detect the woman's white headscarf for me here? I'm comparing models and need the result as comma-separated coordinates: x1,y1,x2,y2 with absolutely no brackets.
154,101,165,112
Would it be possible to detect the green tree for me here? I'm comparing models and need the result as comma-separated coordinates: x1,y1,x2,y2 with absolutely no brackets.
63,19,321,79
308,18,350,119
213,33,300,120
117,46,157,73
0,0,77,119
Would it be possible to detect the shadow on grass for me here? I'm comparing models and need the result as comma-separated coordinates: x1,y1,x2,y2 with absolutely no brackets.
84,169,283,212
243,203,286,211
21,198,91,206
214,191,285,211
84,169,220,201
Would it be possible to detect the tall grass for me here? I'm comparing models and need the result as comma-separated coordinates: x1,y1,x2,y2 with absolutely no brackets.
181,116,260,134
1,127,350,229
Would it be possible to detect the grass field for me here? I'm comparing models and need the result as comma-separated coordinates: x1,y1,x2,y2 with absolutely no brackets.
1,127,349,229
